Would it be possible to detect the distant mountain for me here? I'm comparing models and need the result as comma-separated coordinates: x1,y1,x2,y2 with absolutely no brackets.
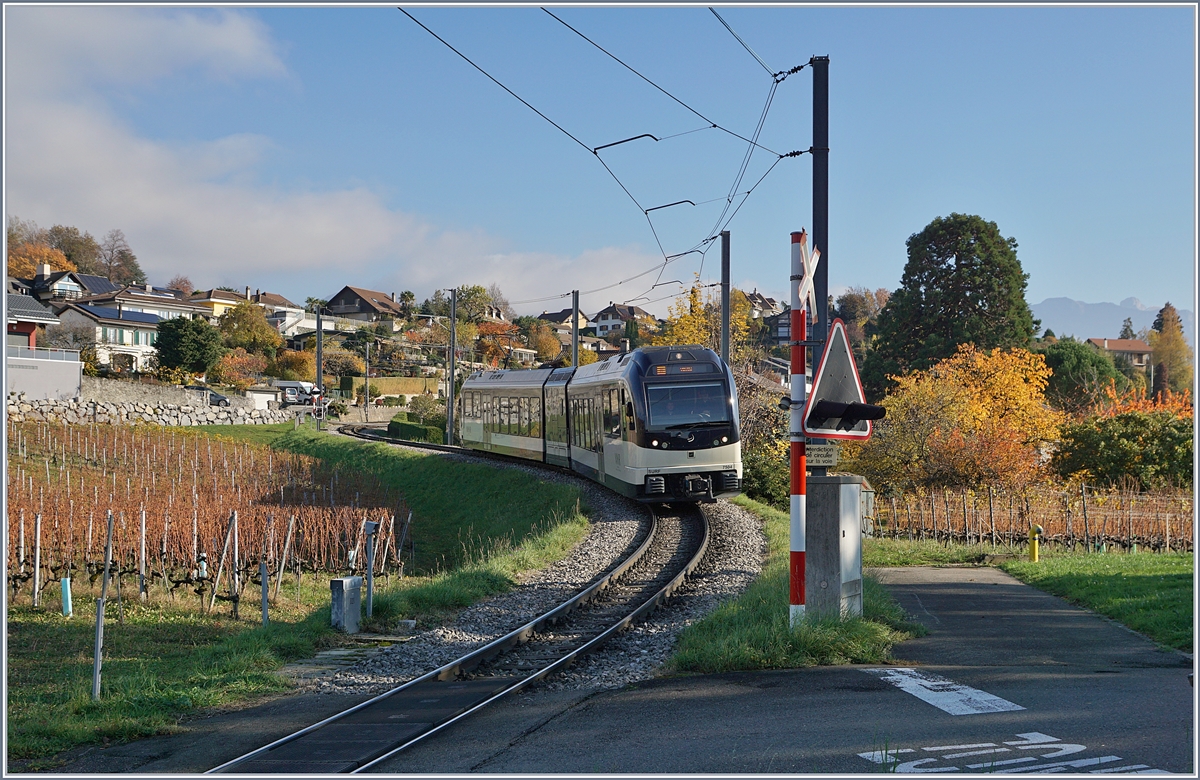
1031,297,1194,346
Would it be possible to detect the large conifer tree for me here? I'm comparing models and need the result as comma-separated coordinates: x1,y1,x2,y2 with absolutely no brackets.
862,213,1036,400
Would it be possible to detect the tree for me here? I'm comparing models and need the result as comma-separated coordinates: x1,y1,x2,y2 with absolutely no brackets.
269,349,316,381
830,286,890,365
99,229,145,285
487,283,517,320
842,344,1062,492
398,290,416,318
42,322,100,375
155,316,225,375
304,296,329,311
7,242,74,278
1052,411,1192,490
1147,302,1193,395
167,275,194,296
322,350,364,378
45,225,103,275
218,301,283,358
408,393,444,424
1038,338,1124,414
862,214,1037,401
208,348,266,391
1119,317,1136,340
652,280,753,359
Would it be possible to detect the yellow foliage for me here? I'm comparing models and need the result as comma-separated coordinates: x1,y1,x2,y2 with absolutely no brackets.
843,344,1063,491
652,278,754,359
7,243,75,279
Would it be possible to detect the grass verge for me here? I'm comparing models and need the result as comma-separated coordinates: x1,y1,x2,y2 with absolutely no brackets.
863,537,1009,567
998,553,1193,652
665,496,925,674
271,428,587,576
6,581,337,763
8,424,591,762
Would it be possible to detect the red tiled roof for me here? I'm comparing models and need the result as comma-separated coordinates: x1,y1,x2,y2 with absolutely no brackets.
1087,338,1151,352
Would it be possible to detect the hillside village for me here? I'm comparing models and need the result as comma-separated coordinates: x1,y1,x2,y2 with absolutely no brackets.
7,257,794,404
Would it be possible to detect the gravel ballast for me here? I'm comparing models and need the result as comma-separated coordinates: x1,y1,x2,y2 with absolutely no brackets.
306,435,766,696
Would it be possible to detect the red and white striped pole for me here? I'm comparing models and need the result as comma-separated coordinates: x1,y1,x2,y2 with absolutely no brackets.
789,230,808,627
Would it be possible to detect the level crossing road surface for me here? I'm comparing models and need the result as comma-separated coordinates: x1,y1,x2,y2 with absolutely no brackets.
18,566,1193,774
366,566,1194,774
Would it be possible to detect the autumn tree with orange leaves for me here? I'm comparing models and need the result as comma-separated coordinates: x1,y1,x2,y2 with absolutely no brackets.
842,344,1063,492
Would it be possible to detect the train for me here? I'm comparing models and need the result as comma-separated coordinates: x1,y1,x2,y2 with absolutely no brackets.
458,345,742,503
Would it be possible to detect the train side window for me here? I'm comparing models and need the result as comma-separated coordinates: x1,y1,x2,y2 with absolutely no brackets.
530,397,542,437
499,397,510,435
520,397,530,437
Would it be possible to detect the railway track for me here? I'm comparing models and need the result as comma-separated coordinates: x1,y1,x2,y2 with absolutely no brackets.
207,428,709,774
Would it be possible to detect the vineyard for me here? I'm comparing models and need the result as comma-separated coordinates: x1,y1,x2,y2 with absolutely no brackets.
873,483,1194,553
6,421,412,613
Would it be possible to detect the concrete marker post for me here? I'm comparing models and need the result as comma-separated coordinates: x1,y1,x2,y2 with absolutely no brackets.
32,512,42,607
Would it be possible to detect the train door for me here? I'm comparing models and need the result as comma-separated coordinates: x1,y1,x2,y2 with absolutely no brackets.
602,387,622,485
595,392,605,485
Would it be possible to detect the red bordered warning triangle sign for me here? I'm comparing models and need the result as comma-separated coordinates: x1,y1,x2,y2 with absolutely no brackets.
801,318,884,440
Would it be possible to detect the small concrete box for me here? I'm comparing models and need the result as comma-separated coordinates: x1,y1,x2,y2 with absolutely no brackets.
806,475,864,619
330,576,363,633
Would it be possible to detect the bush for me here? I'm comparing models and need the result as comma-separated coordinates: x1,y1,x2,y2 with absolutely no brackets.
1052,410,1193,489
742,446,788,511
390,411,409,423
386,419,444,443
381,396,405,407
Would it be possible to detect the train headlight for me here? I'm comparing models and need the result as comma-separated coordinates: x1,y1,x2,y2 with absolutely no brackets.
651,439,659,448
722,436,728,443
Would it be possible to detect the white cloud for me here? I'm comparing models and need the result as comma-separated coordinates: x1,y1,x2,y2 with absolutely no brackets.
5,7,673,316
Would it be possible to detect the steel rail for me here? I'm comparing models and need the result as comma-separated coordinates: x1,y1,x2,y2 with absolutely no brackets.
354,504,708,773
208,430,710,774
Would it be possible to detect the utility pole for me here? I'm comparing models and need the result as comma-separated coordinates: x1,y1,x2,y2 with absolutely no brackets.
720,230,731,366
314,304,324,431
363,342,370,421
810,54,830,476
571,290,580,367
447,288,457,445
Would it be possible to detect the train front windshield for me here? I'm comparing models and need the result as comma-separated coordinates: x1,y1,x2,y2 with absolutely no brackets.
645,382,730,429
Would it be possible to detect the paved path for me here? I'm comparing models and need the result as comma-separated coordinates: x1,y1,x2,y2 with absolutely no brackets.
17,566,1194,774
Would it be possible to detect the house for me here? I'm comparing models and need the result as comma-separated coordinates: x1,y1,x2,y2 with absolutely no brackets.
7,289,60,347
327,286,405,322
762,308,792,346
73,284,209,323
189,288,248,319
745,289,783,319
56,304,161,372
555,331,604,354
20,263,122,306
538,308,590,331
591,303,652,338
1087,338,1153,369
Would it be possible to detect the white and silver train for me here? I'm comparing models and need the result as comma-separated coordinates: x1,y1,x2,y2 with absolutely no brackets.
458,345,742,503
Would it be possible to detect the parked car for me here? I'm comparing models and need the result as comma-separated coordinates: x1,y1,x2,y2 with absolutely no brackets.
186,385,231,407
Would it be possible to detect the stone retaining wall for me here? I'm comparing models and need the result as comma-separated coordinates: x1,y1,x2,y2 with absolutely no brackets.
81,376,254,410
7,393,297,427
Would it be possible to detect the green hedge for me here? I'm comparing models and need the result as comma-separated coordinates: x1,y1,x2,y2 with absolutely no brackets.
387,419,444,443
390,411,409,422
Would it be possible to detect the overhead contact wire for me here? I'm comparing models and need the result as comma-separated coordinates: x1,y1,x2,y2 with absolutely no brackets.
543,8,782,157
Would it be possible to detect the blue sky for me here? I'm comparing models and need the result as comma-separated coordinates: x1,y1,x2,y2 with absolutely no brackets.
4,4,1195,322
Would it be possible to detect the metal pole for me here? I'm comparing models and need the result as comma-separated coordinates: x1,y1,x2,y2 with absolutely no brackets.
721,230,731,365
571,290,580,366
260,560,269,626
364,342,370,422
32,513,42,607
139,508,147,600
315,305,324,431
365,528,375,619
789,231,809,627
92,510,114,700
448,289,457,445
810,55,830,477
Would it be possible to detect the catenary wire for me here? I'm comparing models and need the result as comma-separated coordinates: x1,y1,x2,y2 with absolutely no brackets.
543,8,783,157
402,7,803,313
709,7,774,77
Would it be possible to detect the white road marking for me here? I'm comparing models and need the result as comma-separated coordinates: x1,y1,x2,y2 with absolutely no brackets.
858,731,1167,774
993,755,1123,773
863,667,1025,715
